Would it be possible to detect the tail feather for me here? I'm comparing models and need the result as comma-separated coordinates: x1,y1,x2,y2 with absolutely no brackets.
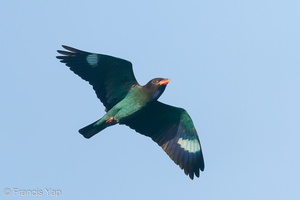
79,120,107,139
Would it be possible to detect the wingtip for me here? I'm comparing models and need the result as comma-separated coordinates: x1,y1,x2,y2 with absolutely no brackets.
200,162,205,171
62,45,80,52
189,173,194,180
57,50,65,54
58,45,72,51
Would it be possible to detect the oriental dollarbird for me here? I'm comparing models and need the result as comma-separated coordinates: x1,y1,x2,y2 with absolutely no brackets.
56,45,205,179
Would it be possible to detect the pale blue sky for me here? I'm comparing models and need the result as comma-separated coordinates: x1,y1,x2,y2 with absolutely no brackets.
1,1,300,199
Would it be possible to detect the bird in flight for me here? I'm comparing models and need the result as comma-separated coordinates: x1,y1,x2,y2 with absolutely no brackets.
56,45,204,179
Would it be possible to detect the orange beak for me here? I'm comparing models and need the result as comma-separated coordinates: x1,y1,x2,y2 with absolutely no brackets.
158,78,171,85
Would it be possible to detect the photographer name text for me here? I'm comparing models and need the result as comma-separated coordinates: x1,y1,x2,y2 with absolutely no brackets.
3,187,61,197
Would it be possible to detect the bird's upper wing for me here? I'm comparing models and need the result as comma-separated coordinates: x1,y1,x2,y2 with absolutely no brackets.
56,45,139,111
121,101,204,179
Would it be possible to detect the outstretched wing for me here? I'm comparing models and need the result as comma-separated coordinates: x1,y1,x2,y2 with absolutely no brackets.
56,45,139,111
122,101,204,179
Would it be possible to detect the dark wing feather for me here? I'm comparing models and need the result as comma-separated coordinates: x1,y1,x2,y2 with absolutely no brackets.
56,45,139,110
121,101,204,179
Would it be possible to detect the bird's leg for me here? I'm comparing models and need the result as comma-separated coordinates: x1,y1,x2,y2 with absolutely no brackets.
106,117,116,123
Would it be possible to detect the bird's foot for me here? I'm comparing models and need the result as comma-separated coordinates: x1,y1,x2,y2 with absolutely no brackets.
106,117,115,123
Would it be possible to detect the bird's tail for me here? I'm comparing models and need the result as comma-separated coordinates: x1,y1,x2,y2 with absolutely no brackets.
79,119,108,139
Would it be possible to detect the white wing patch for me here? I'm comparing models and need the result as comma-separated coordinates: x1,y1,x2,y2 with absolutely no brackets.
86,54,99,66
177,138,200,153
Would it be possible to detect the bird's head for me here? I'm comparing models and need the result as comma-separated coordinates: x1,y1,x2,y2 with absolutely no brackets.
143,78,171,101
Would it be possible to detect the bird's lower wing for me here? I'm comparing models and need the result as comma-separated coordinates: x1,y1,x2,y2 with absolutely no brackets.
121,101,204,179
